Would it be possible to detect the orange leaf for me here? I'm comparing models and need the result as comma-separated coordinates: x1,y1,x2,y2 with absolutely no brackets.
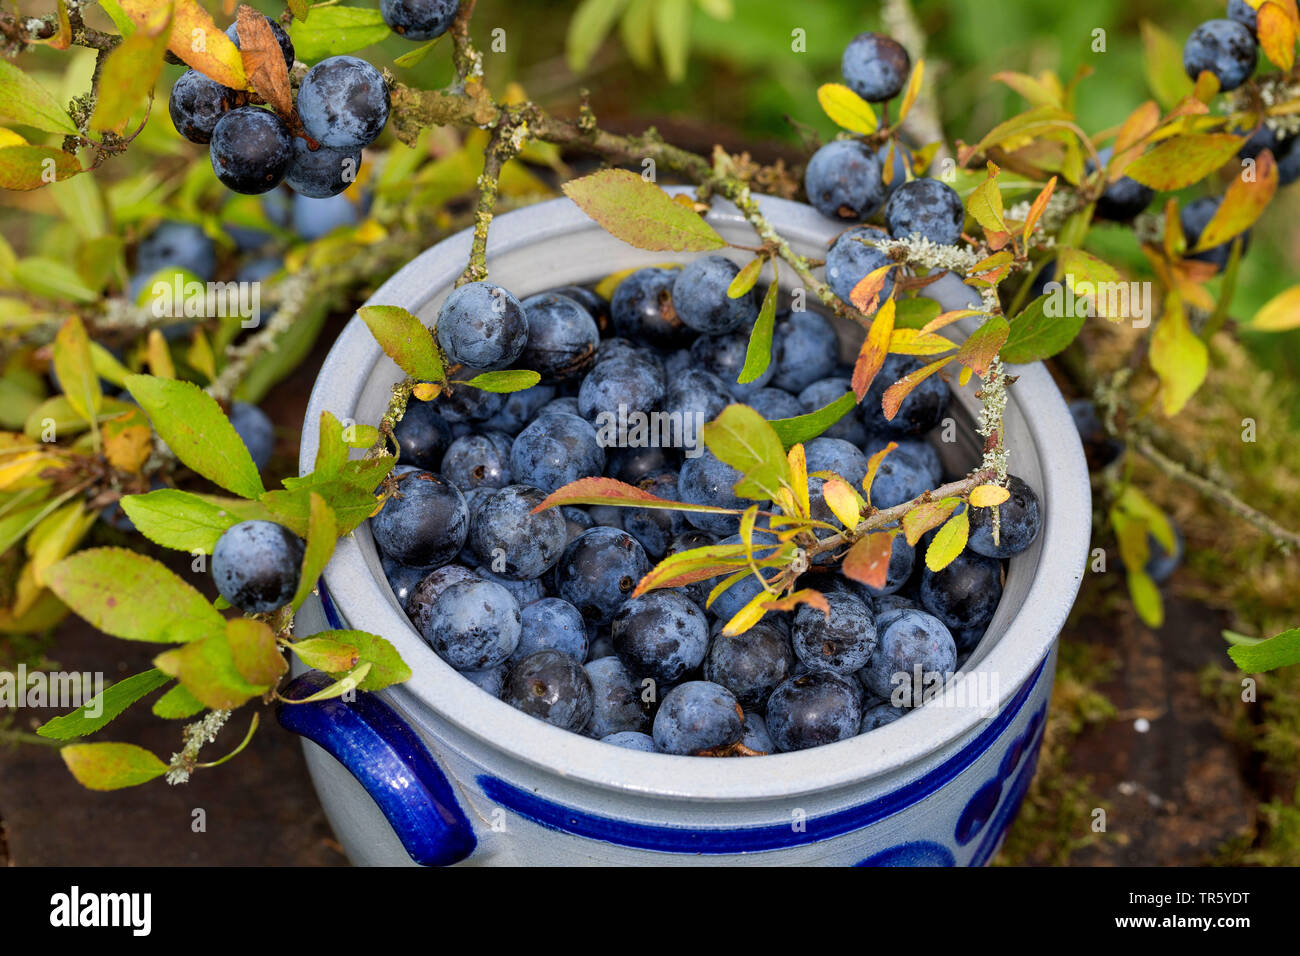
120,0,248,90
1022,176,1057,241
759,588,830,616
849,263,897,315
1195,148,1277,251
1259,0,1297,71
236,5,293,116
851,295,896,399
862,441,896,506
882,357,950,421
841,533,895,591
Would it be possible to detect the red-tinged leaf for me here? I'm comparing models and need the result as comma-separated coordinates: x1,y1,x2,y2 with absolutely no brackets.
882,356,950,421
0,145,81,190
862,440,896,505
226,617,287,687
533,476,738,516
902,498,961,546
1259,0,1297,71
760,588,829,617
954,316,1010,377
842,533,895,590
561,169,726,252
849,263,896,315
236,4,293,116
852,296,896,399
1124,134,1244,191
1162,197,1185,262
967,250,1014,286
1022,176,1057,240
1195,148,1277,251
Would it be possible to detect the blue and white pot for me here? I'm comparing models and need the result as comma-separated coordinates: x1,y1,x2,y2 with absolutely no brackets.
284,190,1091,866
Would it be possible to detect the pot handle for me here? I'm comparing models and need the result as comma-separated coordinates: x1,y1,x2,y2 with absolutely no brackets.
277,671,477,866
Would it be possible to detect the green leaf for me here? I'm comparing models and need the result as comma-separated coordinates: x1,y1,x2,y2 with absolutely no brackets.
45,548,226,644
61,742,169,790
357,305,445,383
1000,294,1085,364
288,6,391,62
458,370,542,393
893,296,942,330
562,169,726,252
315,629,411,691
0,146,82,191
12,257,96,301
619,0,656,69
0,60,79,135
24,394,136,440
291,493,336,611
1140,20,1194,110
290,637,361,673
925,508,969,572
36,669,171,741
120,489,256,553
1126,568,1163,628
261,465,387,536
283,662,373,703
702,404,791,500
125,374,265,499
152,684,204,719
1227,629,1300,673
566,0,630,72
738,279,778,384
393,36,442,68
653,0,692,82
766,391,857,448
154,633,269,710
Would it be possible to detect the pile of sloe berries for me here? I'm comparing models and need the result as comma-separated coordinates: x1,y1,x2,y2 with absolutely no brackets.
168,13,396,197
367,252,1042,756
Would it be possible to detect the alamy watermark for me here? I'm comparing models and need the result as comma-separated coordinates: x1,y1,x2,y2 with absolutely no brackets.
149,275,262,329
0,665,103,715
1043,277,1153,328
888,666,1001,717
593,404,705,458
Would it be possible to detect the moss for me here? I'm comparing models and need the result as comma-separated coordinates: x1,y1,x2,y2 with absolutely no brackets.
995,636,1116,866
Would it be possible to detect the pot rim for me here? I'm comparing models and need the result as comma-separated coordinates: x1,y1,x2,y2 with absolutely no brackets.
300,190,1091,802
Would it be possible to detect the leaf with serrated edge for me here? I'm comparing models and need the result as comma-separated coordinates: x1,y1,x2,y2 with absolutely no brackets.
37,669,170,741
154,633,268,710
562,169,726,252
46,548,226,644
888,328,956,356
125,375,264,499
152,684,204,719
226,617,287,687
358,305,445,382
1124,134,1243,191
1000,294,1085,365
61,742,168,791
1227,628,1300,673
702,404,790,496
291,637,361,673
768,391,857,448
119,490,248,554
925,508,969,572
460,370,543,393
236,5,293,115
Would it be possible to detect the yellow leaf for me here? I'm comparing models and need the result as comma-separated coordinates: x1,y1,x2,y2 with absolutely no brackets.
411,382,443,401
0,451,51,490
1149,292,1207,415
1250,285,1300,331
816,83,878,135
966,162,1008,239
90,3,173,133
28,502,96,586
54,315,102,425
821,478,863,529
888,328,957,356
897,59,925,122
1259,0,1297,71
103,410,153,473
925,508,970,572
146,329,175,379
970,484,1010,507
1195,148,1278,251
786,443,810,520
